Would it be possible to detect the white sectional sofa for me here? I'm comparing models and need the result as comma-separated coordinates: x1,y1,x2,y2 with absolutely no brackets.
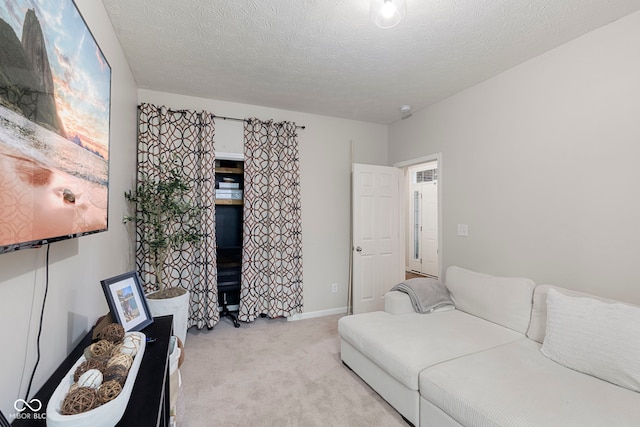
338,266,640,426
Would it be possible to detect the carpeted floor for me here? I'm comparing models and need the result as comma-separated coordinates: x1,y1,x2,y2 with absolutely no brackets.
175,314,407,427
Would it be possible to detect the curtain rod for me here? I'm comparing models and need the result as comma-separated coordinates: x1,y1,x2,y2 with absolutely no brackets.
212,114,306,130
138,105,306,129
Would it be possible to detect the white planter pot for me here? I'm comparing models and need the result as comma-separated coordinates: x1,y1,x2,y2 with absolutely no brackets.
146,290,190,344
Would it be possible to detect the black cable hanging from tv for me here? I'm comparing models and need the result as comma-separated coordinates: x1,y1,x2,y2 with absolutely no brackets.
24,244,50,402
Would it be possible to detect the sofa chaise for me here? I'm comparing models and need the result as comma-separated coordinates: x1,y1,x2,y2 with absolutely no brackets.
338,266,640,426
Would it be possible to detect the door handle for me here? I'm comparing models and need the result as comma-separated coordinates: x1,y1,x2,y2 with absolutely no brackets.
355,246,362,252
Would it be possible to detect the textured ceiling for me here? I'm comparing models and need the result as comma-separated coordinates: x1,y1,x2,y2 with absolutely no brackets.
102,0,640,124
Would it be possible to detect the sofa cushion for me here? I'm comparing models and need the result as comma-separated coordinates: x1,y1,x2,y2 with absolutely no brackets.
419,339,640,427
445,266,536,334
338,310,524,391
541,288,640,393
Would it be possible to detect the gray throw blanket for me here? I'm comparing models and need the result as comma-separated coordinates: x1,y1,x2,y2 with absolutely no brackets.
390,277,454,314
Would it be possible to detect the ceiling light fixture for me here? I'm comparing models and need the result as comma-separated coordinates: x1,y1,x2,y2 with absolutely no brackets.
370,0,407,29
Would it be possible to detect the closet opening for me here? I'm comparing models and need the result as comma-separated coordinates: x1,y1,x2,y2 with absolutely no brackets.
215,157,243,327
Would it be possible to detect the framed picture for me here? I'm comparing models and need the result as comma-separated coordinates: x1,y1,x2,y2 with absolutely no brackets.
0,0,111,254
101,272,153,332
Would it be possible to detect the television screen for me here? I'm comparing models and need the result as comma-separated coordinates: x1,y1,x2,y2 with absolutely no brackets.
0,0,111,254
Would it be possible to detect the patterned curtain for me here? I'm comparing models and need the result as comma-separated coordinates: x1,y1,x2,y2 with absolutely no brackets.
239,119,303,321
137,103,219,328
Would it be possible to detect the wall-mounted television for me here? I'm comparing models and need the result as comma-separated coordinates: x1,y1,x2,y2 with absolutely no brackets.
0,0,111,254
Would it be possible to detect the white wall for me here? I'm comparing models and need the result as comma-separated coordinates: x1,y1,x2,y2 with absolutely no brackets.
138,89,388,316
0,1,138,418
389,11,640,303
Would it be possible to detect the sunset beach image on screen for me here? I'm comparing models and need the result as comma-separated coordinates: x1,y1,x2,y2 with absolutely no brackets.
0,0,111,253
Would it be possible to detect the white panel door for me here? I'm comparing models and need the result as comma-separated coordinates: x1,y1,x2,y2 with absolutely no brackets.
352,163,402,314
421,181,439,277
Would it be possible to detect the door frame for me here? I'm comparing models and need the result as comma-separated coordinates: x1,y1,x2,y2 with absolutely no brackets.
394,153,443,280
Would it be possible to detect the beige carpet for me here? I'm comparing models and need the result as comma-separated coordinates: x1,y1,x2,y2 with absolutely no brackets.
175,314,407,427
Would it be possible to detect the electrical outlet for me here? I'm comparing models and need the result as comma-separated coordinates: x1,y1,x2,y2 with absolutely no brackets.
331,283,338,293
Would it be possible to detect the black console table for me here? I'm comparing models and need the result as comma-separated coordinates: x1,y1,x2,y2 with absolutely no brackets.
12,315,173,426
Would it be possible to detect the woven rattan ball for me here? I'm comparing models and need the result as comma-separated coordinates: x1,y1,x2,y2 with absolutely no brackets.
106,353,133,370
103,364,128,387
111,343,123,355
98,323,125,344
84,340,114,362
61,387,97,415
73,359,106,382
97,380,122,404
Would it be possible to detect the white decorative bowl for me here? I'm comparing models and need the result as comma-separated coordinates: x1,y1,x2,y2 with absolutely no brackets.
46,332,146,427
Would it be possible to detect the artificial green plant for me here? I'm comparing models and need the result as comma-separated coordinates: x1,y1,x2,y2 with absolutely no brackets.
124,162,202,298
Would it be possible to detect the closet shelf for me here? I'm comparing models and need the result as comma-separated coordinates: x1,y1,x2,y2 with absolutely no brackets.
216,167,243,174
215,199,243,205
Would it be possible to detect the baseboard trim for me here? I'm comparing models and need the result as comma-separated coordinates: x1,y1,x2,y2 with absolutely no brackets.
287,306,348,321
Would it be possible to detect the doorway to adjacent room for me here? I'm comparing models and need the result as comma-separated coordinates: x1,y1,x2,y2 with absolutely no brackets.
406,160,439,278
393,153,441,281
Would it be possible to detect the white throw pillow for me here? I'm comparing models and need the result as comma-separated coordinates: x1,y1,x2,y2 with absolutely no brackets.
541,288,640,392
526,285,621,344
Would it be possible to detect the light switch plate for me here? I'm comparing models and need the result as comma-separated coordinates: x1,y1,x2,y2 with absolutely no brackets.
457,224,469,237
